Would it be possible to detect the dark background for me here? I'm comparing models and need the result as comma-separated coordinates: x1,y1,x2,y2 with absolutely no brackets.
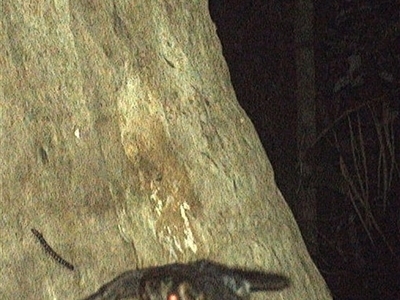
208,1,400,299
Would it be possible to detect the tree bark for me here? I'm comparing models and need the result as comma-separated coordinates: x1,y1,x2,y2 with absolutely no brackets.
293,0,318,256
0,0,331,299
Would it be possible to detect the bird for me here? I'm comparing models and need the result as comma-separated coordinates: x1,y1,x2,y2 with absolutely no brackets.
82,259,290,300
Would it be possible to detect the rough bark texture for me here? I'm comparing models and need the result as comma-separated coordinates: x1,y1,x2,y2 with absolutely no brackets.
0,1,331,299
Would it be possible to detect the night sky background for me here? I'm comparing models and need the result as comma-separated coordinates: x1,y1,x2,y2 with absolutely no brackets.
208,1,400,299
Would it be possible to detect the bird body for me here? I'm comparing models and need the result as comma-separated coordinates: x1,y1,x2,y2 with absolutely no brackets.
83,260,289,300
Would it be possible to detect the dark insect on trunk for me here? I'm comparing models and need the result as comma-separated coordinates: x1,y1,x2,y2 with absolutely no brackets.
83,260,289,299
31,228,75,271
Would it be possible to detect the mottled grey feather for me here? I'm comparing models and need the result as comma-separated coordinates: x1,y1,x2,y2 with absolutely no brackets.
82,260,289,300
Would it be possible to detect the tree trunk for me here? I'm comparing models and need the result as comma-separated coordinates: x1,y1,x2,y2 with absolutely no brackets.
0,1,331,299
293,0,318,256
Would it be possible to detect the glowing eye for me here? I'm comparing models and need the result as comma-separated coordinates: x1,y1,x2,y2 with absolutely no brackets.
167,293,179,300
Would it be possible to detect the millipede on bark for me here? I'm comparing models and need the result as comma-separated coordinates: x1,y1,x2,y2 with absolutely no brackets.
31,228,75,271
